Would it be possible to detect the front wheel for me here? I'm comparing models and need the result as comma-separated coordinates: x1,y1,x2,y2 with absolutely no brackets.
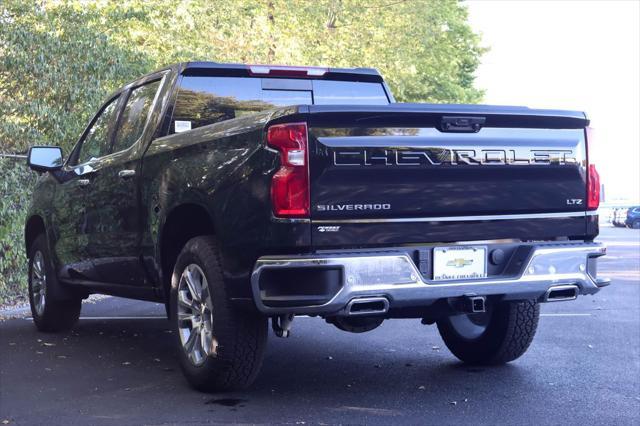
170,236,268,392
28,235,82,332
436,300,540,365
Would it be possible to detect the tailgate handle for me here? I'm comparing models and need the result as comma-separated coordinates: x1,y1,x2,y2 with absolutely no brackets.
441,116,485,133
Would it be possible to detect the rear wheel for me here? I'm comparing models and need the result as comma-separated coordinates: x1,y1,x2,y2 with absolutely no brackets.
170,236,268,392
28,235,82,332
436,300,540,365
631,220,640,229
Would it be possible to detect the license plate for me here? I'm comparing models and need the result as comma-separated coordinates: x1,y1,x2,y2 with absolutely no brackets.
433,246,487,281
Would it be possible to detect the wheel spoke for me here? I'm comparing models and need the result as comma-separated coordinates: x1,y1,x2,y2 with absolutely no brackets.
200,327,211,356
177,312,195,323
184,326,199,354
33,258,43,279
201,284,213,311
188,329,203,365
193,329,204,359
184,269,201,302
177,290,196,311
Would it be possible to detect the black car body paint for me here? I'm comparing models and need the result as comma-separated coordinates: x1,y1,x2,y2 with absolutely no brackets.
24,62,599,307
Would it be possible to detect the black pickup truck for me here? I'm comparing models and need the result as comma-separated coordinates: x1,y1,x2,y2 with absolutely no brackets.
25,62,608,391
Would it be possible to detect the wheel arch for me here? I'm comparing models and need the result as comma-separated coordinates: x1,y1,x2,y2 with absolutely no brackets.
25,214,46,258
159,202,216,305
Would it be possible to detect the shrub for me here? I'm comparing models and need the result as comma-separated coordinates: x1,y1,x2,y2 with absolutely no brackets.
0,159,34,304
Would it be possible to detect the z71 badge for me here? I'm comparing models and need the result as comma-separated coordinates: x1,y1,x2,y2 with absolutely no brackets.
317,226,340,232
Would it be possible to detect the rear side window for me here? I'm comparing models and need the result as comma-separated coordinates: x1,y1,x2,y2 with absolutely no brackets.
113,80,161,153
172,76,389,133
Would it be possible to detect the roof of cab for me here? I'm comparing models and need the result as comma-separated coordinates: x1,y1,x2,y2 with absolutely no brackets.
178,61,384,82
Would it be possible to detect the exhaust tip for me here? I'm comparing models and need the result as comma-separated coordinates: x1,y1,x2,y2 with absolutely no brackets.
346,297,389,316
544,285,579,302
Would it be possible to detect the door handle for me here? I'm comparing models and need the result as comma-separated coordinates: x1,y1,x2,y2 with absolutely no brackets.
118,169,136,179
77,179,91,187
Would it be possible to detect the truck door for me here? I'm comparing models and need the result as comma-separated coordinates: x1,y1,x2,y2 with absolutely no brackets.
54,94,122,282
85,79,162,287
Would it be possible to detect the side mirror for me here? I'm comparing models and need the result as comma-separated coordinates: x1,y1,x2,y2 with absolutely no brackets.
27,146,64,172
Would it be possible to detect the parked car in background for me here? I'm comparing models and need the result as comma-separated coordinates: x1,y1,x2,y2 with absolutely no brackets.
613,208,628,227
625,206,640,229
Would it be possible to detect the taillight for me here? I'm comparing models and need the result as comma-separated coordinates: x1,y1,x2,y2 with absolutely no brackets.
585,126,600,210
267,123,310,218
587,164,600,210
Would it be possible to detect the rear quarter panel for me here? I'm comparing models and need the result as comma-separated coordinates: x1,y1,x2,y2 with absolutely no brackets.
140,108,311,293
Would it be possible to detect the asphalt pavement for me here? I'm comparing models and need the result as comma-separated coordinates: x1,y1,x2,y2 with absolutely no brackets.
1,226,638,425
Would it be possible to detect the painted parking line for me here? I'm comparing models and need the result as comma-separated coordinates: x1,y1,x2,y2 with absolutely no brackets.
540,313,592,317
79,316,167,320
298,313,595,318
23,314,593,321
25,316,166,321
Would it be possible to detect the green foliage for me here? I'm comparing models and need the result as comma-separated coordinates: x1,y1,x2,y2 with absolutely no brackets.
0,160,34,303
0,0,485,303
1,0,485,154
0,0,153,154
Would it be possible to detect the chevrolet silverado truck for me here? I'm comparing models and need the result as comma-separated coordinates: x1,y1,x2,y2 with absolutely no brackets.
25,62,608,391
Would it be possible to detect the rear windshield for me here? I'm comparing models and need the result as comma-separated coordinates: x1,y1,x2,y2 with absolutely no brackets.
171,76,389,133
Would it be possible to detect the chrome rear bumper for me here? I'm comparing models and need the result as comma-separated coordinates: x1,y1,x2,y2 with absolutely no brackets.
250,242,607,316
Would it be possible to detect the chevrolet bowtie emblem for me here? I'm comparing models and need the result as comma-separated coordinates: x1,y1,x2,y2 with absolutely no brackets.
447,258,473,268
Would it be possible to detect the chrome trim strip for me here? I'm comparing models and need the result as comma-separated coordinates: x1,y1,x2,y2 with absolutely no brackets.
313,211,592,224
271,217,311,224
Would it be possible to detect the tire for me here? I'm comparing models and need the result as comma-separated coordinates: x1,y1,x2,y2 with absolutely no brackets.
28,235,82,332
631,220,640,229
170,236,268,392
436,300,540,365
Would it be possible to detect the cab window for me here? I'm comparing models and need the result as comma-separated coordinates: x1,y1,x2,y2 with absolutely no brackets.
75,95,120,165
172,76,312,133
171,75,389,134
113,81,161,153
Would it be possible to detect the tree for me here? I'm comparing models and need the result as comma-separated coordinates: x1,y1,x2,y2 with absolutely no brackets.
0,1,152,154
0,0,485,302
1,0,485,154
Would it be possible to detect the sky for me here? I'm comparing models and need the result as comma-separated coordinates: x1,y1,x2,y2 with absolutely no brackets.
466,0,640,203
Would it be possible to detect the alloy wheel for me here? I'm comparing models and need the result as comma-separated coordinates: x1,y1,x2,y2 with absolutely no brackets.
177,263,216,366
31,251,47,317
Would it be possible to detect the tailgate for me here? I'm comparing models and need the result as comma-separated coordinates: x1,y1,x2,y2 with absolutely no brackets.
306,104,591,246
